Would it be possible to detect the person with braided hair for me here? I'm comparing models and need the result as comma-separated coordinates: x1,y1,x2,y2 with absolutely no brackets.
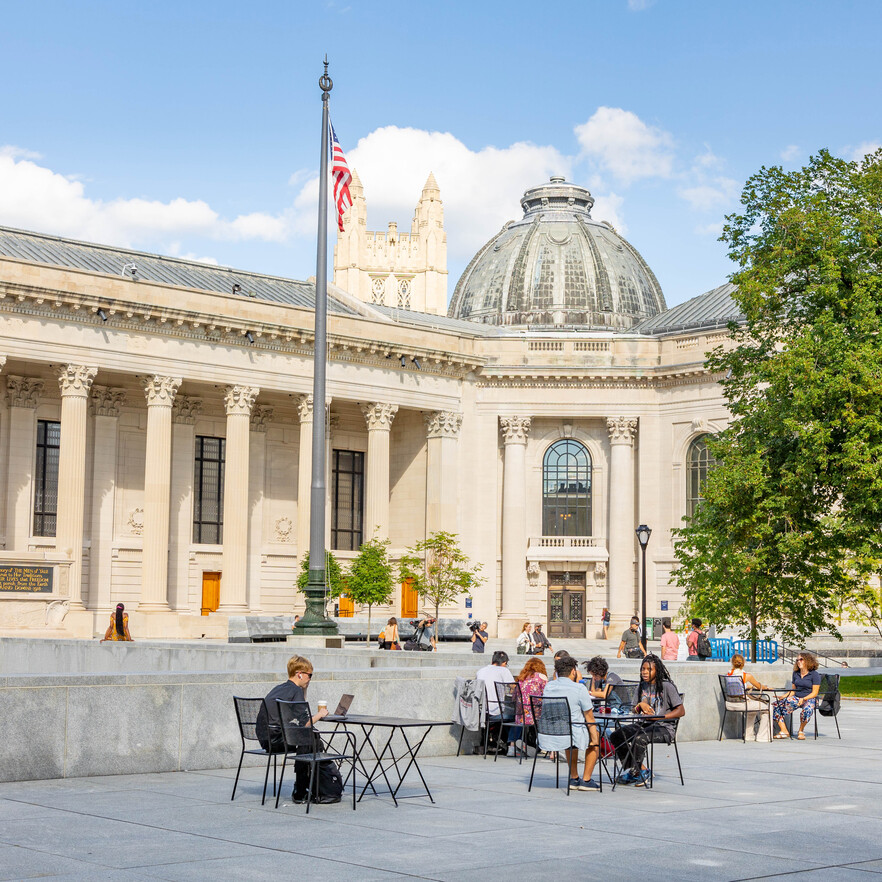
101,603,133,642
609,653,683,786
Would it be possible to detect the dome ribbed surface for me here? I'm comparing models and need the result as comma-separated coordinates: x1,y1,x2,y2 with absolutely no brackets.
448,177,666,329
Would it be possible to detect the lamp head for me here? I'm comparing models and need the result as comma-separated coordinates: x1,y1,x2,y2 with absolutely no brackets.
635,524,652,547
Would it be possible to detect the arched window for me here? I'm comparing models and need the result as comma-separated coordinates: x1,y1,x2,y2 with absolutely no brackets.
543,440,591,536
687,434,717,518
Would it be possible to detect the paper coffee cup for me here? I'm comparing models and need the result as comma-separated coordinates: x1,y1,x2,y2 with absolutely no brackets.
317,700,327,711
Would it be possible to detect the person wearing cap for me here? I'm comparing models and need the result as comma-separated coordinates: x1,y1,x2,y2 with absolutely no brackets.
529,622,553,655
617,617,647,659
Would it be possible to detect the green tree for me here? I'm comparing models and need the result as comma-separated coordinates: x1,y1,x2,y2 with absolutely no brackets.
398,531,484,642
296,551,347,609
675,148,882,659
346,537,395,643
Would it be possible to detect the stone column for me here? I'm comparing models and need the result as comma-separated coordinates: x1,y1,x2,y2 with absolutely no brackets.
361,403,398,540
168,395,202,610
56,365,97,608
607,416,638,630
425,411,462,535
218,385,259,612
500,416,531,631
140,376,181,611
5,376,43,551
89,387,126,611
296,395,314,561
248,404,272,612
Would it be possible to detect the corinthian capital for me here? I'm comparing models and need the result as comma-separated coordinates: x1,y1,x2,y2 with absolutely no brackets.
90,386,127,417
250,404,274,432
500,415,531,445
425,410,462,439
58,365,97,397
361,402,398,431
142,376,181,406
172,395,203,425
6,376,44,409
607,416,638,445
224,385,259,416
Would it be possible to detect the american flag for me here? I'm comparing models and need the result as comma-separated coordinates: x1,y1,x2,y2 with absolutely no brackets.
330,121,353,232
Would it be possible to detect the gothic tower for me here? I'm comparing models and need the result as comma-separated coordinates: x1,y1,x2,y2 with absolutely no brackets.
333,171,448,315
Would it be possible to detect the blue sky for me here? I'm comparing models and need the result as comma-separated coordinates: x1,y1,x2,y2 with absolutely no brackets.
0,0,879,308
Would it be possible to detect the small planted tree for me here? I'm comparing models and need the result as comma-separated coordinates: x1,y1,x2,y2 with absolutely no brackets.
296,551,347,612
347,536,395,643
398,531,484,642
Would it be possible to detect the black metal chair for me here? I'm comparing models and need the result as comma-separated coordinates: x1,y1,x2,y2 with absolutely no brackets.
487,681,520,762
647,692,685,787
718,674,771,742
231,696,278,805
610,683,640,710
814,674,842,740
274,699,358,812
527,695,602,795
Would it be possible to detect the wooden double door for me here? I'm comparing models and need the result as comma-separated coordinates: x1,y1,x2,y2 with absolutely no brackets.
547,572,586,639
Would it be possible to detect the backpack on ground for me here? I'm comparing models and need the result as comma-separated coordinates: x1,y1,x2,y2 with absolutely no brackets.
696,630,712,659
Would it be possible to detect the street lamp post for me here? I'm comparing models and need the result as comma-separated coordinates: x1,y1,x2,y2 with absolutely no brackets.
635,524,652,641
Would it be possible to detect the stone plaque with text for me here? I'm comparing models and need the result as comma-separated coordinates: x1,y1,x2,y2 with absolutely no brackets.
0,565,53,593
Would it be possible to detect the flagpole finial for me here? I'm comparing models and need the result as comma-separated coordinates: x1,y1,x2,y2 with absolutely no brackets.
319,56,333,95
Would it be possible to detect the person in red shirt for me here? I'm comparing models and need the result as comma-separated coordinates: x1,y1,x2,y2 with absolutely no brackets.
659,617,679,661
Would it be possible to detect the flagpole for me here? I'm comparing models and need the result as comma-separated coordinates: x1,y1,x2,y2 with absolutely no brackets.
298,58,337,635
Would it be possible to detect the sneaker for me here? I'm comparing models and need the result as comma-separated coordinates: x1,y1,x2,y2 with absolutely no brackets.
634,769,652,787
291,791,308,804
507,743,516,757
616,770,634,785
578,779,601,792
568,777,581,790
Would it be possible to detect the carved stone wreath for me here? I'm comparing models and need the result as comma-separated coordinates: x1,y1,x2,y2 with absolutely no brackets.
274,516,294,543
128,508,144,536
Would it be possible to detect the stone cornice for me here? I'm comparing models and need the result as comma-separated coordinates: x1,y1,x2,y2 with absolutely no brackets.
0,278,485,380
476,364,713,389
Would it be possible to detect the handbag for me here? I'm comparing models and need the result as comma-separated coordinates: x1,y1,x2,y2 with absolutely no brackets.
517,644,527,655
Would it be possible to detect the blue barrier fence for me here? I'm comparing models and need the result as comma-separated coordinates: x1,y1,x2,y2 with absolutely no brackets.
705,638,779,663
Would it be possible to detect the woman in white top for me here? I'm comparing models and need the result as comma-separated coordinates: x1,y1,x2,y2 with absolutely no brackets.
516,622,532,654
381,617,400,650
727,653,772,742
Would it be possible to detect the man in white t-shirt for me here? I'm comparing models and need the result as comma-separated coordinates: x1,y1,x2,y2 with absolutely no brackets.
476,651,516,754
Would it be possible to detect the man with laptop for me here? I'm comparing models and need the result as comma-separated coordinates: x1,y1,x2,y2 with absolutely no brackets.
256,655,343,804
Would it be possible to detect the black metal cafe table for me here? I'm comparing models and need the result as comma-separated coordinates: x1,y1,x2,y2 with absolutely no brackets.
323,714,448,806
594,712,667,790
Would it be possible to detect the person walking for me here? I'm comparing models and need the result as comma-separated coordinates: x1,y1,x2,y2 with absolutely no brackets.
660,617,679,661
601,607,610,640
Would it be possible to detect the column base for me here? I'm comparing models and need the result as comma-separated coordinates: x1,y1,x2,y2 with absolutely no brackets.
136,603,171,613
496,613,529,639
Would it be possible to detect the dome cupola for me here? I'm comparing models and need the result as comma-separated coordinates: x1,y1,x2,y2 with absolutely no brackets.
448,177,666,330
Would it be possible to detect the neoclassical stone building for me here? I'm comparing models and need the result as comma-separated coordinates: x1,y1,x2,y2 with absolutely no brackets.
0,176,741,639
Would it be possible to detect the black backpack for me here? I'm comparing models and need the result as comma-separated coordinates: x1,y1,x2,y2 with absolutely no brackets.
819,690,840,717
696,630,712,659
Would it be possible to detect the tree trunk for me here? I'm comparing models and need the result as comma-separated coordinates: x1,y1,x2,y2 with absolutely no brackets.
434,601,440,647
750,587,758,664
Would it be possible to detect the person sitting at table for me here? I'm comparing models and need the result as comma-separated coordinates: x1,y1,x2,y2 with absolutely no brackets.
515,656,548,751
609,653,684,786
582,656,623,703
728,653,772,742
540,655,601,792
255,655,338,804
477,650,516,755
773,650,822,741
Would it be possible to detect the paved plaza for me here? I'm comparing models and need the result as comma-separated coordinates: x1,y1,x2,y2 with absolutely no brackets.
0,701,878,881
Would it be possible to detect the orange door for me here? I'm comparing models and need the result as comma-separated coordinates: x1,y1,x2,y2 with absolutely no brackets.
338,594,355,617
201,572,221,616
400,578,418,618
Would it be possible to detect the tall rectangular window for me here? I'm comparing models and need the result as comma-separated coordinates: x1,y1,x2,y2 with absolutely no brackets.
193,436,225,544
33,419,61,537
332,449,364,551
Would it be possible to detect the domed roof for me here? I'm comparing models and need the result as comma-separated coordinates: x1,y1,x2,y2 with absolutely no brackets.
448,177,666,330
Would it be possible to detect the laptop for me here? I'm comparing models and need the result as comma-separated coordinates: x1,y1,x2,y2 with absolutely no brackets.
333,693,355,718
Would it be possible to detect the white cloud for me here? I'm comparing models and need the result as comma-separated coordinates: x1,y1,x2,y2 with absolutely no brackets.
0,145,42,161
293,125,574,261
678,178,738,212
695,221,725,237
781,144,801,162
849,141,881,161
0,148,288,249
591,192,627,234
575,107,674,183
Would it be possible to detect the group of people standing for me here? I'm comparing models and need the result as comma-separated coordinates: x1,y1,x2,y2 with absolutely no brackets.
515,622,553,655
